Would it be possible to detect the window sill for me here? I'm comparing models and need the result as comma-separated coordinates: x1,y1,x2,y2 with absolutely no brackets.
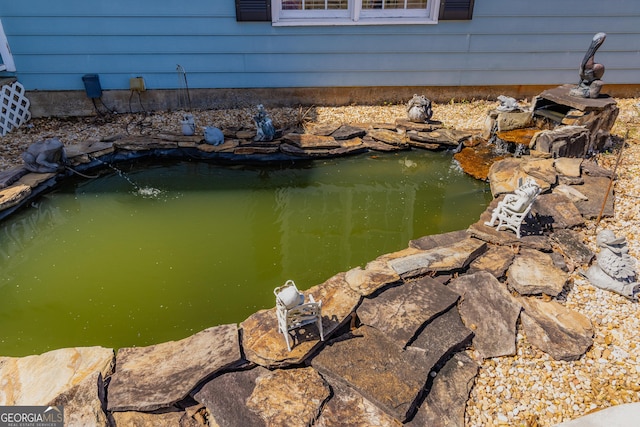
272,18,439,27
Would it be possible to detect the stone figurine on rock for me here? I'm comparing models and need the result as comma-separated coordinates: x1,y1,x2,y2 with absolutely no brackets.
254,104,276,142
583,229,640,300
406,94,433,123
22,137,68,173
569,32,607,99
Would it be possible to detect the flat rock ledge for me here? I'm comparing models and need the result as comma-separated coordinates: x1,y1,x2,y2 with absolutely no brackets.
0,120,618,425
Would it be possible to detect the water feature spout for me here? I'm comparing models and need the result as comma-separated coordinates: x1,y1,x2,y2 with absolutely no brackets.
88,154,162,198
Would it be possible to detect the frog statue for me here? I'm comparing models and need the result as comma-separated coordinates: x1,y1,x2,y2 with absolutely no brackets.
406,94,433,123
22,137,68,173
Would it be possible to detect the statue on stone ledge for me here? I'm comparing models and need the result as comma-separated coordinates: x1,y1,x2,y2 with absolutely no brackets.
569,32,607,99
22,137,68,173
406,94,433,123
254,104,276,142
582,229,639,301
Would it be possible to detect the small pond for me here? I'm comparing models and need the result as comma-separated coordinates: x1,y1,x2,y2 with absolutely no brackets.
0,150,491,356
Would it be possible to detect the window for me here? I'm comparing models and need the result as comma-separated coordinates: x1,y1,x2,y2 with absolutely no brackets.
272,0,441,25
235,0,475,24
0,19,16,72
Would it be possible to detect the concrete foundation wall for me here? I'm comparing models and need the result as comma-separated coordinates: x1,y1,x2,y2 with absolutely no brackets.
26,85,640,118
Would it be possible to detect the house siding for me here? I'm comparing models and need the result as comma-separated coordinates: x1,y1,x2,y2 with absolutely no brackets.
0,0,638,92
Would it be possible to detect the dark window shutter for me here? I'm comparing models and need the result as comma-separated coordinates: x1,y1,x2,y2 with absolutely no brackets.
439,0,475,20
236,0,272,22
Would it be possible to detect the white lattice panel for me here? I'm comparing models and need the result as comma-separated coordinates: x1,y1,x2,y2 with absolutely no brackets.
0,81,31,136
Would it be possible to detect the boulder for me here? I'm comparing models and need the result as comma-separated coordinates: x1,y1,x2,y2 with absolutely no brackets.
507,248,569,296
520,298,594,361
107,324,241,412
448,271,522,358
530,126,591,158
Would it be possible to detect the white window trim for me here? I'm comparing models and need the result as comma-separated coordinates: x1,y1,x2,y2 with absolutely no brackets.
272,0,441,26
0,19,16,72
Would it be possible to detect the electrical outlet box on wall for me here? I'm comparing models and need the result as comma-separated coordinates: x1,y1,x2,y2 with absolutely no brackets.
129,77,146,92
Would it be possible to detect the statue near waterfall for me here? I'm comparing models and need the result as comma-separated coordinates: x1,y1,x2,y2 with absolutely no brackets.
569,32,607,99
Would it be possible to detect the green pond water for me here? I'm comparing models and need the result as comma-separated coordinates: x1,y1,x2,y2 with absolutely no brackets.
0,151,491,356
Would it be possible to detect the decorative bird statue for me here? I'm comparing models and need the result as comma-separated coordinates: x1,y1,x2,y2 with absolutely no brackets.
583,229,640,300
570,32,607,98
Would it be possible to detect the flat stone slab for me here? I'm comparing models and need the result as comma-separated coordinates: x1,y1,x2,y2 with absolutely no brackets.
368,128,408,146
0,346,114,406
312,325,433,422
571,175,615,219
113,136,178,150
389,237,487,278
331,124,367,140
107,324,241,412
245,367,330,427
241,273,361,368
357,276,460,346
316,377,402,427
507,248,569,296
535,193,585,229
409,305,474,370
344,258,400,296
520,298,594,361
194,366,272,427
407,351,478,427
448,271,522,358
409,229,469,251
0,184,31,210
550,228,595,268
283,132,341,149
467,244,515,278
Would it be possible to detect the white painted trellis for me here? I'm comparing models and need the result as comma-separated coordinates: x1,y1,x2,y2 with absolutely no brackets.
0,80,31,136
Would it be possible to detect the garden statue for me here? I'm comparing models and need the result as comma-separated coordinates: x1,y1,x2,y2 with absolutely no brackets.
22,137,68,173
484,177,541,238
569,32,607,99
583,229,639,300
254,104,276,142
496,95,521,112
181,114,196,136
204,126,224,145
406,94,433,123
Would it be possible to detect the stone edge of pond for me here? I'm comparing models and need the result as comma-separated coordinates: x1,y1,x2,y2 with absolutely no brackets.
0,119,618,425
0,119,475,221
